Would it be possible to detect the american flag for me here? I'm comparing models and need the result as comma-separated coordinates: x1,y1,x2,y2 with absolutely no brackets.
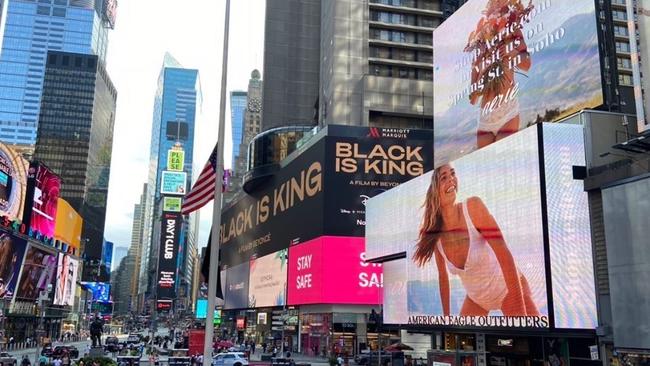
181,143,228,215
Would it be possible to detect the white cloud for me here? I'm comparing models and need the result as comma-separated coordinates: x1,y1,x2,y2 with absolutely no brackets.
103,0,265,248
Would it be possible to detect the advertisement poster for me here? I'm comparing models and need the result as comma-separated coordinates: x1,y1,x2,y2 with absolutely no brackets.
83,282,111,302
24,163,60,238
16,244,57,300
0,142,29,221
161,171,187,195
0,232,28,299
163,197,182,212
167,149,185,172
54,254,79,306
433,0,601,167
224,261,250,310
54,198,82,251
543,124,596,329
102,240,114,273
370,127,549,328
287,236,383,305
382,259,408,324
157,212,182,300
249,249,287,307
324,128,433,237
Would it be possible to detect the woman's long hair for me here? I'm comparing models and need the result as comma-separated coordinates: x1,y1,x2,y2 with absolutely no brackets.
413,167,445,267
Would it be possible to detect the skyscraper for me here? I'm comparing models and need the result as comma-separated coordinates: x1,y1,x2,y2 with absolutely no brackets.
230,91,247,171
139,53,201,313
130,183,147,310
33,50,117,281
0,0,114,149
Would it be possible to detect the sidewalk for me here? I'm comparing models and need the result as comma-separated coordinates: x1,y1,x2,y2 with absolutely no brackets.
249,352,330,366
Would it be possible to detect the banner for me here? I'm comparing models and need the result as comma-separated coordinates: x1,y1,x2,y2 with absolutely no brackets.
156,212,182,300
0,232,28,299
249,249,287,307
23,162,60,238
54,198,82,250
54,254,79,306
224,261,250,310
167,149,185,172
16,244,57,300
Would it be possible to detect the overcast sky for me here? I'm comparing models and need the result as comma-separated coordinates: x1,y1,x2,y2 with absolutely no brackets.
103,0,265,252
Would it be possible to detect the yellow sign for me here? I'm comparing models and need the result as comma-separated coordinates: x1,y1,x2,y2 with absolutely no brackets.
167,150,185,172
54,198,82,250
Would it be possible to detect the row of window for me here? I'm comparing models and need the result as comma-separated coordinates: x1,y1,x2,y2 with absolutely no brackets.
371,63,433,80
369,28,432,45
369,10,438,28
369,0,438,11
370,46,432,63
616,41,630,53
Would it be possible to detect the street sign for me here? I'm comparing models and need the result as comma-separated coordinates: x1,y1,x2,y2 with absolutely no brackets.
590,345,599,361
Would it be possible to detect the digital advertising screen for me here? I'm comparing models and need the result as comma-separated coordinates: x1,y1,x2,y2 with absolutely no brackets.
382,259,408,324
224,261,250,310
0,232,28,299
0,142,29,221
167,149,185,172
23,162,60,238
433,0,602,167
83,282,111,302
102,240,114,273
287,236,383,305
369,127,549,328
248,249,287,308
157,212,182,300
160,171,187,195
54,254,79,306
542,124,596,329
16,244,57,300
196,299,208,318
163,197,182,212
54,198,82,251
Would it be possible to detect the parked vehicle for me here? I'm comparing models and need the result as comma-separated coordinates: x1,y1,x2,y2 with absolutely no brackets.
0,352,17,366
126,334,142,344
52,345,80,359
212,352,249,366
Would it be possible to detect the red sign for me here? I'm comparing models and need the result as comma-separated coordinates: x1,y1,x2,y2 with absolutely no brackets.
236,317,246,330
188,329,205,356
156,300,172,311
287,236,383,305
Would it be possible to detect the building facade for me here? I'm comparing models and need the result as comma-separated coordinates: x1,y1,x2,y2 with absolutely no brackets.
230,91,247,171
33,50,117,281
129,183,147,311
0,0,112,148
139,53,200,313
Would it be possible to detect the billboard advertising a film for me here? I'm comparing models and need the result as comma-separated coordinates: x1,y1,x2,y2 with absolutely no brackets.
433,0,601,167
157,212,182,300
367,124,597,329
16,244,57,301
0,142,29,221
54,254,79,306
0,232,28,299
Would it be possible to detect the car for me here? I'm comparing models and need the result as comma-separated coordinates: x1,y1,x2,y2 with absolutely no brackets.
126,334,141,344
105,336,121,352
212,352,249,366
52,345,80,359
40,345,53,357
0,352,17,366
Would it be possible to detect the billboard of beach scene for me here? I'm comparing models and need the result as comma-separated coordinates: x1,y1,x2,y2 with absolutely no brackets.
433,0,602,167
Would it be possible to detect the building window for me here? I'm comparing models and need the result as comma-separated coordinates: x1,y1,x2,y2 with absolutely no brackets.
612,10,627,21
614,25,629,37
616,41,631,53
618,73,632,86
617,57,632,69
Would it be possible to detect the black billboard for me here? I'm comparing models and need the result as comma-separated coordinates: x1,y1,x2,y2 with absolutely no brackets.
219,125,432,268
156,210,182,300
323,127,433,236
220,139,325,266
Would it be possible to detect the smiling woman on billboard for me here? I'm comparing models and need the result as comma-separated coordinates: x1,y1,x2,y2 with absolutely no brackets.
412,164,539,317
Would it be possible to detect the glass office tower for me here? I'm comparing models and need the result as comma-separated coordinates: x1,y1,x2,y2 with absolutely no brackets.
230,91,247,171
139,53,201,312
0,0,109,147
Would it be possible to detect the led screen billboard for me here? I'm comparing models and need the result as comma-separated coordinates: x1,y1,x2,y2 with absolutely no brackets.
0,142,29,221
157,212,182,300
23,162,60,238
102,240,114,274
382,259,408,324
83,282,111,302
367,124,597,329
433,0,601,167
161,171,187,195
16,244,57,300
54,199,82,251
0,232,28,299
163,197,182,212
224,261,250,310
54,254,79,306
287,236,383,305
249,249,287,307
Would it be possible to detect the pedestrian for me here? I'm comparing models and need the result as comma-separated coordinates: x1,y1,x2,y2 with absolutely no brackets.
251,341,255,355
52,358,62,366
21,355,31,366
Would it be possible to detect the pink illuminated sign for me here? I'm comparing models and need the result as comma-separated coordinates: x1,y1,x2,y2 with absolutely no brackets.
287,236,382,305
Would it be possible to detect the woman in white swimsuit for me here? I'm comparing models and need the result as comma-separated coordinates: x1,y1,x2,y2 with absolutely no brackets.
413,164,539,316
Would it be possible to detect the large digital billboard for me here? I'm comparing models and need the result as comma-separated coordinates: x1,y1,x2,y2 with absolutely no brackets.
367,124,597,329
249,249,287,307
224,261,250,310
287,236,383,305
0,142,29,221
161,171,187,195
23,162,60,238
0,232,28,299
16,244,57,300
157,212,182,300
82,282,111,302
102,240,114,273
382,259,408,324
54,254,79,306
433,0,601,167
54,198,82,251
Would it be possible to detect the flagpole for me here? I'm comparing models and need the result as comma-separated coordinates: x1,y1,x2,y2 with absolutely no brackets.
203,0,230,365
